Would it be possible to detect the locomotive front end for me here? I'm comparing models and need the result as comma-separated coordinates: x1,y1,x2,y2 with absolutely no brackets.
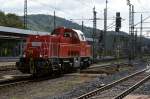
16,35,53,75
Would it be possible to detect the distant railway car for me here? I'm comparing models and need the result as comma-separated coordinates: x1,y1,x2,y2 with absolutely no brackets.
16,27,92,76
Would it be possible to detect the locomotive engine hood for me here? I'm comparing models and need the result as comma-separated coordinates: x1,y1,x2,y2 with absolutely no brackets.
24,35,59,59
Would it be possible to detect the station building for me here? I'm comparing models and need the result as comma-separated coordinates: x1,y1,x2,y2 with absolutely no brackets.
0,26,49,57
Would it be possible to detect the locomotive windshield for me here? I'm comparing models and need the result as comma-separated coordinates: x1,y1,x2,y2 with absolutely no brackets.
64,32,72,37
80,34,85,40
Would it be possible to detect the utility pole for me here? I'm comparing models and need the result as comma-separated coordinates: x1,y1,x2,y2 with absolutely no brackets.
22,0,27,56
70,19,84,32
131,5,135,59
54,11,56,29
134,29,138,57
82,21,84,32
115,12,122,65
93,6,97,62
140,14,143,59
103,0,108,57
24,0,27,29
127,0,131,62
126,0,135,62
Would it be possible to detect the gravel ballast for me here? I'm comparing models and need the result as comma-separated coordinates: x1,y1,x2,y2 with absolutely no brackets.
0,60,148,99
39,60,148,99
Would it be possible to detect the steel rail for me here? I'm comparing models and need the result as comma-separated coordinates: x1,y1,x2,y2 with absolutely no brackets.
113,74,150,99
0,75,32,88
0,80,30,87
0,74,58,88
76,68,148,99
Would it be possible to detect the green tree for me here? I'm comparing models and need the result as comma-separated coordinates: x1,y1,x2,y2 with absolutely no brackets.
6,13,24,28
0,11,24,28
0,11,7,26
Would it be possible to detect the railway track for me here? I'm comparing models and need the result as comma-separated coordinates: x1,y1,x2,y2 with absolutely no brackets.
0,59,127,71
80,62,130,75
0,73,65,88
76,68,149,99
0,57,19,62
0,60,141,90
0,74,32,88
113,74,150,99
0,61,131,88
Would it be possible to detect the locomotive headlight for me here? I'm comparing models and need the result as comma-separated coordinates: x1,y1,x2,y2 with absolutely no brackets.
23,54,26,58
40,54,42,58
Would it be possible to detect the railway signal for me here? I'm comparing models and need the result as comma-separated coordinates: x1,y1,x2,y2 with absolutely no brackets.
115,12,121,32
115,12,122,67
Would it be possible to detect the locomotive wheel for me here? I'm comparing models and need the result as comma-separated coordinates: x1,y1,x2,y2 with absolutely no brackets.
53,64,62,76
80,58,91,70
80,61,84,70
29,58,37,75
80,61,88,69
62,62,73,73
61,63,66,73
16,58,30,73
16,62,28,73
85,61,90,68
45,60,53,75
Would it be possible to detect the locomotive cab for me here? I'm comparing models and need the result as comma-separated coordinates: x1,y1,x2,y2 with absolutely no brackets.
51,27,91,70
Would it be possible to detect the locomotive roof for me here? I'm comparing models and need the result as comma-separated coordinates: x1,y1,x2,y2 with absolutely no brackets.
73,29,86,41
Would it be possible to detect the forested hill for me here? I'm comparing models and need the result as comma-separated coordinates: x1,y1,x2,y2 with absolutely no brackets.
21,14,94,37
0,11,24,28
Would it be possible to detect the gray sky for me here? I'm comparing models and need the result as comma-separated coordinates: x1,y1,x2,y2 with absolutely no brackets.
1,0,150,36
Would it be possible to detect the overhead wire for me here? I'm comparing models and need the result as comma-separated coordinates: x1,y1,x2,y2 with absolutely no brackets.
107,21,115,30
134,15,150,26
30,0,67,14
29,0,59,31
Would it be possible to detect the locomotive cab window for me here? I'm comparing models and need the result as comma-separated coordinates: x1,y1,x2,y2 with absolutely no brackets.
73,29,86,41
73,33,79,39
64,32,71,38
80,34,85,40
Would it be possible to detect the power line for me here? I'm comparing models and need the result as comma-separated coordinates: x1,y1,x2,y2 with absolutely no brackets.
73,0,90,7
134,11,150,13
107,21,115,30
134,15,150,26
30,0,66,14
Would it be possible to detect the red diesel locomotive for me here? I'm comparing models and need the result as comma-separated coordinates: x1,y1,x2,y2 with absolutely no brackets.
16,27,92,75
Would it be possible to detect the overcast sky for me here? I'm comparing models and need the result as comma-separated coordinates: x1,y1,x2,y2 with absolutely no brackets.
1,0,150,36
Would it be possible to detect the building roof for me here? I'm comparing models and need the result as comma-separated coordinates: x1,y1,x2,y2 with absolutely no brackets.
0,26,49,37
